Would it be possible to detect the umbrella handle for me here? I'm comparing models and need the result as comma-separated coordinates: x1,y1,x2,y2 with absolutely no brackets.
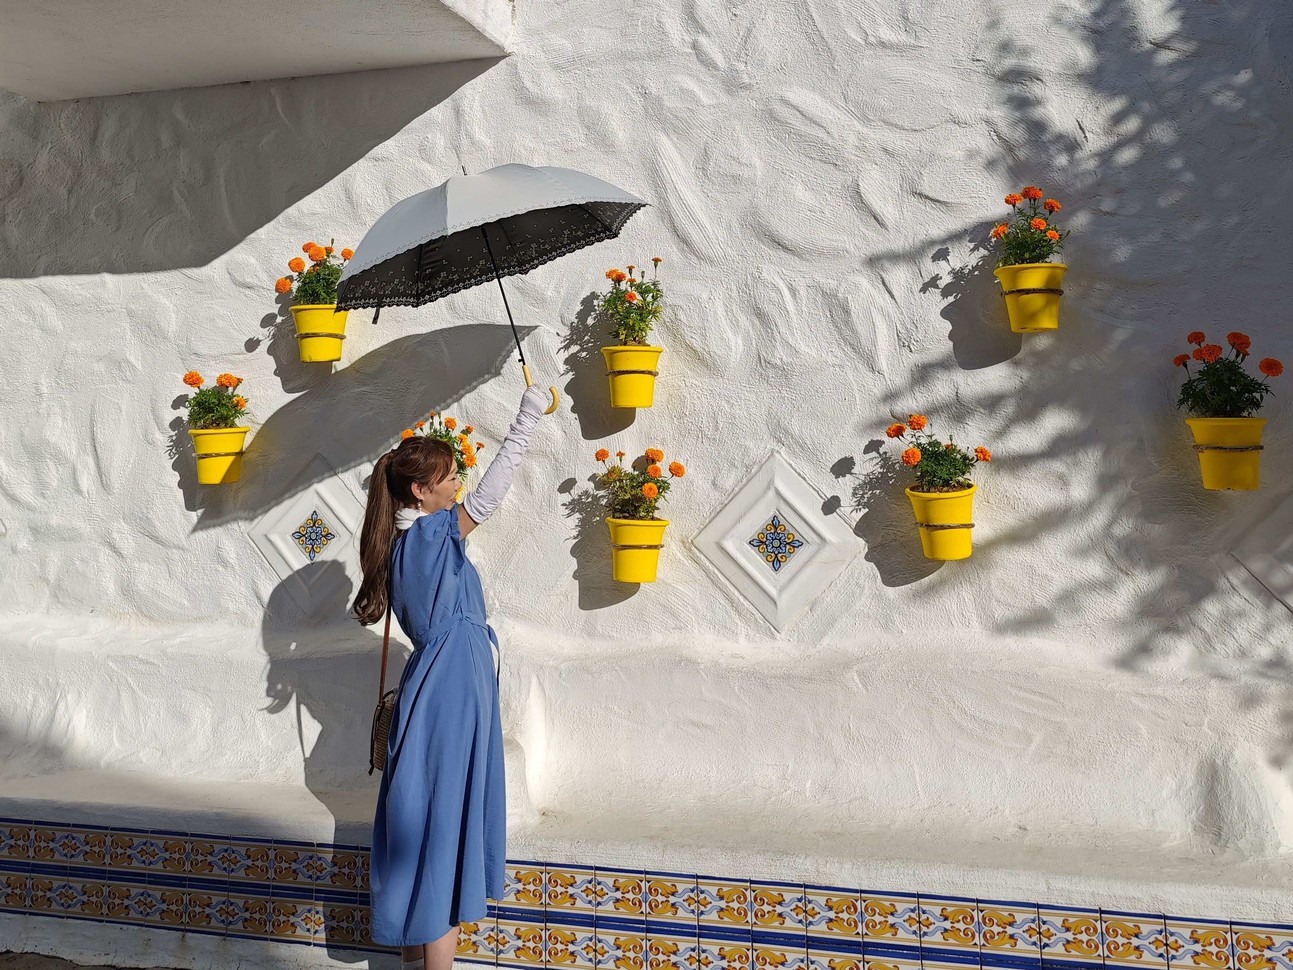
522,364,560,414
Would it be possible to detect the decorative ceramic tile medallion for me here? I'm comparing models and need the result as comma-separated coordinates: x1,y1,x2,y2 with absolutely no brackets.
291,510,336,562
249,453,365,617
695,452,858,632
748,513,805,572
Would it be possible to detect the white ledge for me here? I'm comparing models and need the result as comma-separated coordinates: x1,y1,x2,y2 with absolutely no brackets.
0,0,512,101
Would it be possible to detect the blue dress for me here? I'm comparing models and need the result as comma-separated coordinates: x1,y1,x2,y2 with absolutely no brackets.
370,504,506,946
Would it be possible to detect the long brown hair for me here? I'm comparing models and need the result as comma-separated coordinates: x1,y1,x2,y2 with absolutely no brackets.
352,436,456,625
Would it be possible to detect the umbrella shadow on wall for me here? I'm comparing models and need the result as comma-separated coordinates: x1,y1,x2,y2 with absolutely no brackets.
558,291,635,441
177,323,531,522
558,475,636,610
0,57,503,278
825,449,941,588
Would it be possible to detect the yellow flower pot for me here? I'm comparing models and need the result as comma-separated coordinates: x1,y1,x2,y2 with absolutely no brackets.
905,485,977,561
291,304,349,362
189,426,250,485
1186,417,1266,491
602,345,664,408
994,263,1067,333
607,517,670,583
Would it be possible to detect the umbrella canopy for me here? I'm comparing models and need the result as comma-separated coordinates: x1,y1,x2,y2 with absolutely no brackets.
336,163,648,312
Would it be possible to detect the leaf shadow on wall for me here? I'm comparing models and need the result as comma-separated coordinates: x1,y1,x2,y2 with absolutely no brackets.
0,57,503,278
558,291,635,441
173,323,531,523
558,475,636,610
958,0,1293,782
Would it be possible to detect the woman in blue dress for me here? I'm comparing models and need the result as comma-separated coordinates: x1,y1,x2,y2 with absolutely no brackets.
352,386,549,970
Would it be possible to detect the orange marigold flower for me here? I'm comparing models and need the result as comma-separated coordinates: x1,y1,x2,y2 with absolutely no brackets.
288,257,306,273
1030,217,1048,231
975,446,992,462
457,434,468,445
945,442,957,450
1173,354,1190,367
401,429,414,439
308,245,327,263
476,441,485,450
324,246,334,255
606,268,620,279
302,241,317,253
991,223,1009,240
1192,347,1205,361
1022,186,1044,200
901,447,922,467
1046,230,1060,241
885,423,907,439
1227,331,1251,352
183,371,203,387
232,396,247,409
415,420,426,428
627,264,636,274
216,373,240,388
616,451,626,459
1005,193,1023,206
1043,199,1062,212
464,425,474,433
645,462,663,479
595,448,610,462
669,461,686,477
645,448,664,462
1260,357,1284,377
341,248,354,260
1199,344,1223,364
624,291,639,303
444,417,457,430
275,277,293,294
652,256,663,264
908,414,928,431
641,482,659,499
1187,331,1206,345
464,453,477,468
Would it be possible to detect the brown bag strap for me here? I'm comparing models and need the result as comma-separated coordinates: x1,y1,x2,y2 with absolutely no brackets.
378,572,393,700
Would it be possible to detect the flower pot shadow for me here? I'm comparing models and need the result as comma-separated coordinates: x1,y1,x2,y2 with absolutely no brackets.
559,291,636,442
559,475,637,610
929,240,1023,370
831,447,942,587
249,293,365,394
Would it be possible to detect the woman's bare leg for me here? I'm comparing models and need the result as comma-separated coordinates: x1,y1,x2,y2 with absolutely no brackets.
425,924,460,970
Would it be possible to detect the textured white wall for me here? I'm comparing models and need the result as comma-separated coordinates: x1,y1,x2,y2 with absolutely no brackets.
2,0,1293,913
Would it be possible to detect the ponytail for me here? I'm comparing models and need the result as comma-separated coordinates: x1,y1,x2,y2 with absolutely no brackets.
351,437,457,625
352,451,400,625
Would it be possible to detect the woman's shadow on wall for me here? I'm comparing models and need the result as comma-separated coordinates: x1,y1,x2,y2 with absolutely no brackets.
0,56,502,278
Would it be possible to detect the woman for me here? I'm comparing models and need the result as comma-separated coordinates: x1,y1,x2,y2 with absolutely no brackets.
352,385,549,970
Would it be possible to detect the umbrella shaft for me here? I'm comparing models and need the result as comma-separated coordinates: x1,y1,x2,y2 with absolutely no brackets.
479,225,527,366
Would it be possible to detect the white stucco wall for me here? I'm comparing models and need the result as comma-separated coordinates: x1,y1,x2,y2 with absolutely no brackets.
3,0,1293,921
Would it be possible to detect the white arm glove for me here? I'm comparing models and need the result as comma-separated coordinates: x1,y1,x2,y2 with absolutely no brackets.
462,385,548,524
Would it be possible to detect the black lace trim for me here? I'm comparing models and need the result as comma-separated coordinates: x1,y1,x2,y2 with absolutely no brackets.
336,200,646,311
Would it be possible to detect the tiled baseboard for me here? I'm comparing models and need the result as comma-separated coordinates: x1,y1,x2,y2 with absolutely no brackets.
1,816,1289,969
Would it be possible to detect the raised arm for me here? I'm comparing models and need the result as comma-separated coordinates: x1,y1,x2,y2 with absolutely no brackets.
458,384,549,538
